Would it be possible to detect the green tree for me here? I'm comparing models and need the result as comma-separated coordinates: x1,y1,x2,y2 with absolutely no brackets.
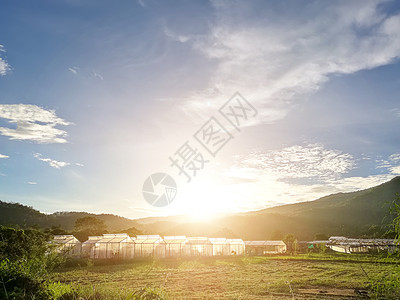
116,227,143,237
0,226,64,299
283,234,297,255
388,193,400,242
0,226,50,262
73,216,107,242
45,225,69,235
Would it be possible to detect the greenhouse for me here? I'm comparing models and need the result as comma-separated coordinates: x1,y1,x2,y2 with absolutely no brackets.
227,239,245,255
134,235,166,257
164,236,189,257
51,235,82,257
245,240,287,255
209,238,230,256
327,236,398,254
81,236,103,258
90,233,135,259
186,237,213,256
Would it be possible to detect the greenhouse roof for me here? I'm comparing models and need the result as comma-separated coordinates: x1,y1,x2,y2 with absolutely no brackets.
227,239,245,244
135,235,163,244
52,235,80,244
96,234,133,244
187,237,211,245
164,236,187,244
209,238,228,245
244,240,286,246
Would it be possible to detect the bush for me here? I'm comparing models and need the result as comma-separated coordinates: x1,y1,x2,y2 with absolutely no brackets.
0,259,52,300
0,226,68,299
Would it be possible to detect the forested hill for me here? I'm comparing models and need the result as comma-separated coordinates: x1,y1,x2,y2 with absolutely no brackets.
0,201,139,231
1,176,400,240
132,176,400,240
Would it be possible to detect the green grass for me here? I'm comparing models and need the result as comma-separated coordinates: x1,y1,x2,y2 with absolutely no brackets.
50,254,400,299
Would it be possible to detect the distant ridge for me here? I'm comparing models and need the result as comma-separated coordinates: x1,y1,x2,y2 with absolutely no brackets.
1,176,399,240
0,201,140,231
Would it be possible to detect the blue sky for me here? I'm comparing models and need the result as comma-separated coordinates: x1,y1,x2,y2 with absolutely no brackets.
1,0,400,219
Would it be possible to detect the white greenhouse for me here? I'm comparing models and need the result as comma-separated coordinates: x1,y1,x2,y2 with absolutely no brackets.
91,234,135,259
209,238,230,256
227,239,245,255
245,240,287,255
164,236,189,257
186,237,213,256
134,235,166,257
51,235,82,257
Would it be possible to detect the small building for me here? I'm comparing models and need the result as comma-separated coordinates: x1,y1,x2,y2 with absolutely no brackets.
51,235,81,257
187,237,213,256
134,235,166,258
164,236,189,257
227,239,245,255
245,240,287,255
89,233,135,259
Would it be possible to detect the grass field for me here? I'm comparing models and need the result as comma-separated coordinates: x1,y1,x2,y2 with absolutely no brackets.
50,254,400,299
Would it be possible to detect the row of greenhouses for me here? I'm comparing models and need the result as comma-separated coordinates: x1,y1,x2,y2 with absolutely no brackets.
51,234,287,259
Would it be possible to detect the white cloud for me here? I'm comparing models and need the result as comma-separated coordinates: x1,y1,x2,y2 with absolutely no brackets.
215,166,394,212
92,71,103,80
34,153,70,169
373,153,400,175
137,0,146,8
68,66,79,75
75,162,84,167
175,1,400,124
202,143,361,211
27,181,37,185
389,153,400,174
0,104,71,143
389,153,400,163
390,166,400,175
0,44,10,76
391,166,400,175
0,154,9,159
235,144,355,182
164,27,191,43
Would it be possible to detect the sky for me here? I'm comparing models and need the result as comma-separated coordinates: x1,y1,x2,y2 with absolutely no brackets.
1,0,400,219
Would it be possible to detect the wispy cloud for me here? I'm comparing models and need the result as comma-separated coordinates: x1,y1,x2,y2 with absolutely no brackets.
33,153,70,169
27,181,37,185
0,154,9,159
92,71,104,81
68,66,79,75
234,144,355,182
164,27,191,43
374,153,400,174
0,104,71,143
0,44,10,76
173,1,400,124
137,0,146,8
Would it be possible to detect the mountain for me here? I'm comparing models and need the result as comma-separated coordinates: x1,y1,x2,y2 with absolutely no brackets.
134,176,400,240
1,176,399,240
0,201,140,231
